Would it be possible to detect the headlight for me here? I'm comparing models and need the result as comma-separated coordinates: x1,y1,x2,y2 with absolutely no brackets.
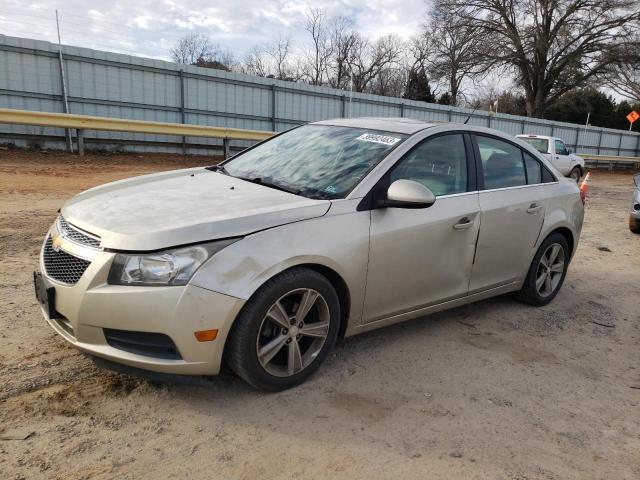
108,239,238,286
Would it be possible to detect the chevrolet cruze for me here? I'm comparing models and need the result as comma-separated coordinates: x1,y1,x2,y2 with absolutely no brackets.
35,118,584,391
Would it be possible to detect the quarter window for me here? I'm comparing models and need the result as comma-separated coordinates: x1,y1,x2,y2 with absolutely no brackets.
389,134,468,196
476,136,526,189
523,152,542,184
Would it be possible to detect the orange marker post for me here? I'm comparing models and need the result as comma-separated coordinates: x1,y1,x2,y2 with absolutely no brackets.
579,172,591,205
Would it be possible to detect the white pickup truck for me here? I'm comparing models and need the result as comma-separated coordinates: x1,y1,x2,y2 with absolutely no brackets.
516,135,585,182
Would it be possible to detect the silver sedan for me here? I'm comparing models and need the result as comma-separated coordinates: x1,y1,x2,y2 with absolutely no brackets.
630,173,640,234
35,118,584,390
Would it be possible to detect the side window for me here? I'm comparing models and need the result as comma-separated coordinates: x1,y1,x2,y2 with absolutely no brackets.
555,139,568,155
476,136,526,189
523,152,542,184
389,134,468,196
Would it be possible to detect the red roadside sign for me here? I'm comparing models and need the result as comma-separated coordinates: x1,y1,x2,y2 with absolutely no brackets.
627,111,640,124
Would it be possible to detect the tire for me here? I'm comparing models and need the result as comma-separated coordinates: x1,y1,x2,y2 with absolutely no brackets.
515,233,570,306
225,268,340,391
630,216,640,234
569,167,582,183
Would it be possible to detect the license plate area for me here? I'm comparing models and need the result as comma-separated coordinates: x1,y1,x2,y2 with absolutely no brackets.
34,271,57,319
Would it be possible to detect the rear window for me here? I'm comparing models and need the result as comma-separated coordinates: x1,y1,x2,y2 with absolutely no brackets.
520,137,549,154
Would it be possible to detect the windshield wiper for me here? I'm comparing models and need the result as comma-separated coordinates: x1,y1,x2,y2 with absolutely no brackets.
236,176,302,196
206,164,230,175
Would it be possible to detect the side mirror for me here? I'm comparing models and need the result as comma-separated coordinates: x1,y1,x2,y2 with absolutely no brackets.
383,179,436,209
567,148,572,154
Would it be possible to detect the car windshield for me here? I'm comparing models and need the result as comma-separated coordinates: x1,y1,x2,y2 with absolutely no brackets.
221,125,408,199
520,137,549,154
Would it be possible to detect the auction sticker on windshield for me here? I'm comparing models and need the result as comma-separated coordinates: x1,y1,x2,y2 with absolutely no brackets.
357,133,401,146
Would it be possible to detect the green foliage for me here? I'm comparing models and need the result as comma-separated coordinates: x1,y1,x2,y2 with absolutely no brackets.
544,88,640,129
404,67,436,103
437,92,452,105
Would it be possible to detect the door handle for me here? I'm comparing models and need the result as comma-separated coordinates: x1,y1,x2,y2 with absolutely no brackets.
527,203,543,214
453,217,473,230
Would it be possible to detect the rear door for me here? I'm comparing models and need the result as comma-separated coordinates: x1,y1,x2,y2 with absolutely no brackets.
469,134,550,293
363,133,480,322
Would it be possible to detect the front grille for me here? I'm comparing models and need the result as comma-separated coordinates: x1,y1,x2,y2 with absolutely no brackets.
43,236,91,285
103,329,182,360
58,216,101,249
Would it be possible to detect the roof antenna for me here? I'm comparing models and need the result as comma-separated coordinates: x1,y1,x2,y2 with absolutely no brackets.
463,107,477,125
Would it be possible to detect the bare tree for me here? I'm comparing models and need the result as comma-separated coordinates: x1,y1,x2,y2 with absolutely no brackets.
348,34,403,93
326,16,357,89
422,0,489,106
606,37,640,101
170,33,236,71
443,0,640,117
303,8,333,85
241,46,270,77
171,33,217,65
266,35,294,81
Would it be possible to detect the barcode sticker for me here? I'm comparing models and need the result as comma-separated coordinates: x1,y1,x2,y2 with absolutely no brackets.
357,133,401,146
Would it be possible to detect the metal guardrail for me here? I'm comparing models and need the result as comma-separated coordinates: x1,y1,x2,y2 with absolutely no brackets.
0,108,273,156
0,107,638,168
580,153,640,170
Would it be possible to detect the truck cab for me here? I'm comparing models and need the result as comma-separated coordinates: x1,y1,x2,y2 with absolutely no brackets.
516,135,585,182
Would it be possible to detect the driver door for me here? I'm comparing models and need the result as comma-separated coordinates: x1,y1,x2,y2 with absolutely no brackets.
553,139,572,175
363,133,480,323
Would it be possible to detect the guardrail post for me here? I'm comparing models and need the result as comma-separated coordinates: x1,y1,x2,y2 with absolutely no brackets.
223,137,230,159
271,84,277,132
76,129,84,155
179,69,186,155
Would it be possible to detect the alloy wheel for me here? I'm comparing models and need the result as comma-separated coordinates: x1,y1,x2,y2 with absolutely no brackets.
256,288,331,377
535,243,565,297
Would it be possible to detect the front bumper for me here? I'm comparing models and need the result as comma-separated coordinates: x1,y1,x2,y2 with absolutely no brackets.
37,233,245,375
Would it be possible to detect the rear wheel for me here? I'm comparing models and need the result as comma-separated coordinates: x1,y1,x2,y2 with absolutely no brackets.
225,268,340,391
515,233,569,306
569,167,582,183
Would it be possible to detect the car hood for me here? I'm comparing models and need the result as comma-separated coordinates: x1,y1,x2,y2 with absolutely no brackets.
61,168,331,251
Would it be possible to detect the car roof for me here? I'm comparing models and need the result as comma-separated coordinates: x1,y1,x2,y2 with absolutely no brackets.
517,134,554,140
312,117,441,135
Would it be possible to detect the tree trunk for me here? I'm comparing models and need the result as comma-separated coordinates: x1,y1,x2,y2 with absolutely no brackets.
525,89,546,118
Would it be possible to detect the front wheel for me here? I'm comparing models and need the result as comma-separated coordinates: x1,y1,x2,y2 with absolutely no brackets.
515,233,570,306
225,268,340,391
569,167,582,183
630,216,640,234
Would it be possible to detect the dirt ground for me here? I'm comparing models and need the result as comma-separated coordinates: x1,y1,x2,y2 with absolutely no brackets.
0,149,639,480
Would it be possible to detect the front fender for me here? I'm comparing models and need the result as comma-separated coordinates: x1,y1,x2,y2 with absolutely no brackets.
189,205,370,329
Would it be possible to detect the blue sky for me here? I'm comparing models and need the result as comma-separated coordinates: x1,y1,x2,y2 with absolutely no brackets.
0,0,428,60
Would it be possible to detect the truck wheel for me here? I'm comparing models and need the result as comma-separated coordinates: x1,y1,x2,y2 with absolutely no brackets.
569,167,581,182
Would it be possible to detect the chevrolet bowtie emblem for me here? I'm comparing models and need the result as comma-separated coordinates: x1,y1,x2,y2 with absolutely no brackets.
51,233,64,251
